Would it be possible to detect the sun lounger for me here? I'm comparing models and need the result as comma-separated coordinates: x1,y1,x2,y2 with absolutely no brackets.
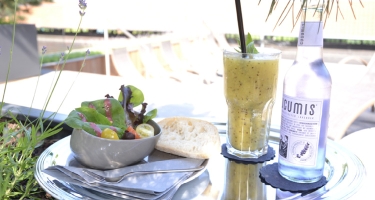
111,47,144,80
212,33,232,51
139,44,183,82
160,40,192,73
158,41,203,83
328,53,375,140
174,37,221,84
338,55,375,112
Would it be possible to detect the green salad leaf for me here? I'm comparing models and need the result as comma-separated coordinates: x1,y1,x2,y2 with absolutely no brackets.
118,85,144,107
81,98,126,129
64,85,157,138
75,107,111,125
65,110,126,138
143,109,157,123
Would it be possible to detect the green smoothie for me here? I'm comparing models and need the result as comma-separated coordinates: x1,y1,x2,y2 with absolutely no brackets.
223,160,266,200
224,51,279,157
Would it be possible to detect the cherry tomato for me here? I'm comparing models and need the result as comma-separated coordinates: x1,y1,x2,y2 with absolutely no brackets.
136,124,154,138
101,128,119,140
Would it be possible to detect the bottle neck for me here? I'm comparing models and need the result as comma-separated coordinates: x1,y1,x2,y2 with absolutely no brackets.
296,46,323,62
296,22,324,62
296,1,325,62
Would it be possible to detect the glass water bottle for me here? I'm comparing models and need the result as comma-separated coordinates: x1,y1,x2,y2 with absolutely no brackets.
278,0,332,183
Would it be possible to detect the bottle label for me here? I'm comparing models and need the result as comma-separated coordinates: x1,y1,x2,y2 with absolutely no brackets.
298,22,323,47
279,95,324,167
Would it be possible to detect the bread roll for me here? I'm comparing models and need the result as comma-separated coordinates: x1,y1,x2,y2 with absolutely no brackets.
156,117,221,159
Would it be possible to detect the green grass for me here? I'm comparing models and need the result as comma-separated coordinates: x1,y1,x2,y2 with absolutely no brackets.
40,51,103,64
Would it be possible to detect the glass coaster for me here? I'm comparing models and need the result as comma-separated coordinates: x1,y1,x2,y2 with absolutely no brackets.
259,163,327,195
221,144,275,164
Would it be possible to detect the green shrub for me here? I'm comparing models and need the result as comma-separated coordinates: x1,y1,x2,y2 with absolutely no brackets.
40,51,103,64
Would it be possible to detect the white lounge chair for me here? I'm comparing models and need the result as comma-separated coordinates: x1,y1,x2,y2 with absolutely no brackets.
174,36,221,84
338,55,375,112
139,44,187,82
111,47,145,80
328,53,375,141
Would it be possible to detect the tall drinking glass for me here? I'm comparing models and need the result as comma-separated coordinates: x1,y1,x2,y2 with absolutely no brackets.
223,49,281,158
223,160,266,200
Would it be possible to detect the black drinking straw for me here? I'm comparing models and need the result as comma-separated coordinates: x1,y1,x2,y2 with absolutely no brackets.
235,0,246,53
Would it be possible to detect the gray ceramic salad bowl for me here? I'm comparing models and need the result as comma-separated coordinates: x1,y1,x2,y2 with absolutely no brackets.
70,120,161,170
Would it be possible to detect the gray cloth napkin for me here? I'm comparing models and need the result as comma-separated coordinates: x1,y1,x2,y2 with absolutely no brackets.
43,158,204,199
48,172,189,200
